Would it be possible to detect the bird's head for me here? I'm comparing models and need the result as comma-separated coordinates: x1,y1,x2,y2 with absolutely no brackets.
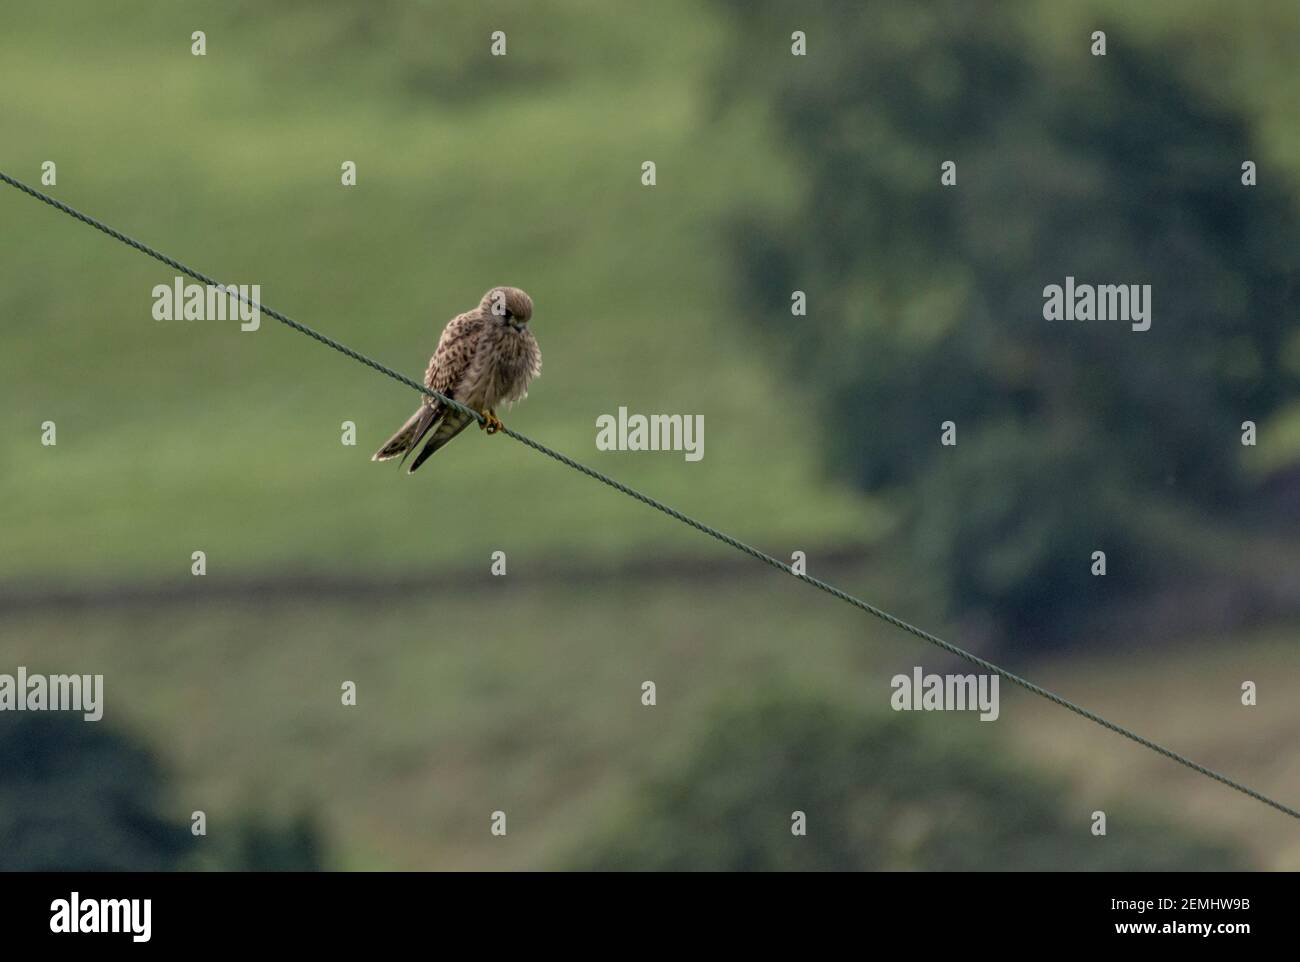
483,286,534,327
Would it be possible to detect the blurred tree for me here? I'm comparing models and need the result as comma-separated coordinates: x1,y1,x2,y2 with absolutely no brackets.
571,692,1248,870
714,0,1300,630
201,810,328,872
0,714,326,871
0,714,186,871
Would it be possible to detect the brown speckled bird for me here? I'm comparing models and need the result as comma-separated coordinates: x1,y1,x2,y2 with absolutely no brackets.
372,286,541,473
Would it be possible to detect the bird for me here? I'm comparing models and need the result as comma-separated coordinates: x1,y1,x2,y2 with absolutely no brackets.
372,286,541,473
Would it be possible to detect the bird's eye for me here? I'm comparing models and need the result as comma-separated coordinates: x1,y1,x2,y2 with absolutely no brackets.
504,310,514,321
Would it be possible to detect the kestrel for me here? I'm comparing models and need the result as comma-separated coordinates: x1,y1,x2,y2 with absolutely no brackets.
372,286,541,473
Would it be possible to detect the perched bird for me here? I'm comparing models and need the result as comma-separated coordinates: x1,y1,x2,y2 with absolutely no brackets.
372,286,541,473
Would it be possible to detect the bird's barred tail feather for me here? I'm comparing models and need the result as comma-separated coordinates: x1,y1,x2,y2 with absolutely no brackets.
371,405,438,463
407,409,475,473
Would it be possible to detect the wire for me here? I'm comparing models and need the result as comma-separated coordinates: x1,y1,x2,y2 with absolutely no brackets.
4,169,1296,821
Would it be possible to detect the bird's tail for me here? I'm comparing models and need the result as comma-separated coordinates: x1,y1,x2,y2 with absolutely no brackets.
372,405,438,463
406,409,474,473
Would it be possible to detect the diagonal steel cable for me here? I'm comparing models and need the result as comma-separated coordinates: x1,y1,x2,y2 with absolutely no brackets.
4,169,1296,821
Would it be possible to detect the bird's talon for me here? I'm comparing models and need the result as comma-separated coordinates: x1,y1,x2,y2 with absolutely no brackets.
481,412,504,434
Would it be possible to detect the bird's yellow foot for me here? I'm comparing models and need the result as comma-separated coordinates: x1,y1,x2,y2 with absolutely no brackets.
480,410,504,434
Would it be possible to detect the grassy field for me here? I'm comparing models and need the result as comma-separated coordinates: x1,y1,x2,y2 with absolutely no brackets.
1016,620,1300,870
7,570,1292,869
3,567,895,869
5,1,1300,580
0,0,877,582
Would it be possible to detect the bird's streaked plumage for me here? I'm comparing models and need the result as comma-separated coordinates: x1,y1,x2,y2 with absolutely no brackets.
372,287,541,472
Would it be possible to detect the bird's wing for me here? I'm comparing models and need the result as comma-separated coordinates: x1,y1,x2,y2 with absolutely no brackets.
425,310,485,400
404,310,486,473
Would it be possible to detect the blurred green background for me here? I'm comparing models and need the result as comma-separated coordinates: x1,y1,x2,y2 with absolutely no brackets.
2,0,1298,869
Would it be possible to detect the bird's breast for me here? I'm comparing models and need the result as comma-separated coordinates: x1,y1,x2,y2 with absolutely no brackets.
463,326,540,407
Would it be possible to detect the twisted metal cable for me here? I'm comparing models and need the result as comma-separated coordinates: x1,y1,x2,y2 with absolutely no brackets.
4,170,1295,820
